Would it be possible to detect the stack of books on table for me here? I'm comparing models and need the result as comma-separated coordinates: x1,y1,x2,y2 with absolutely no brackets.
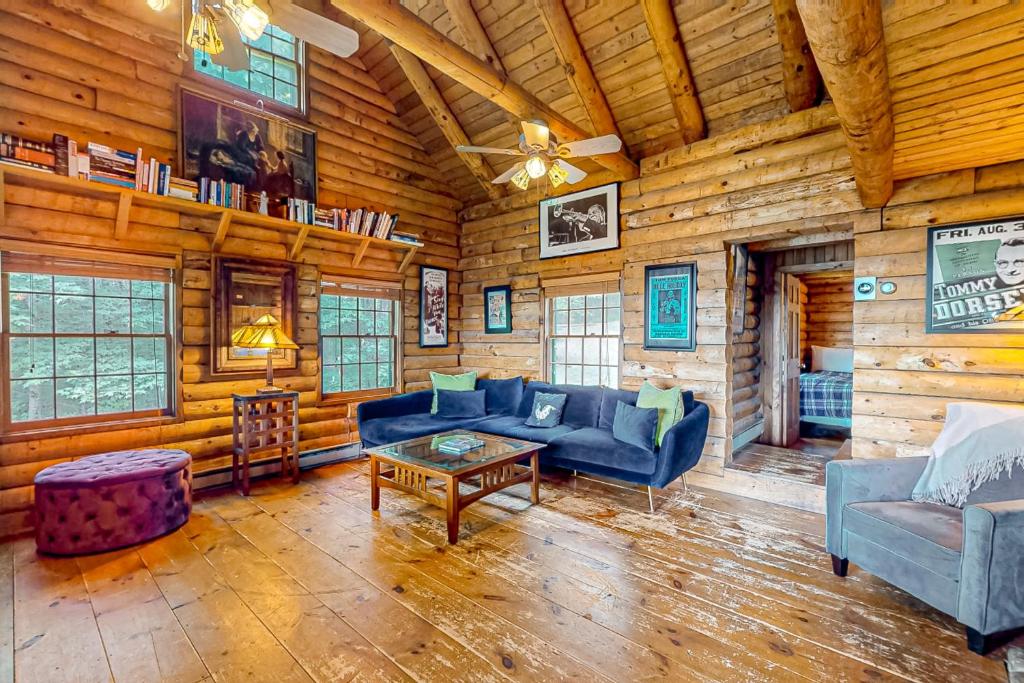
0,133,55,173
437,435,486,455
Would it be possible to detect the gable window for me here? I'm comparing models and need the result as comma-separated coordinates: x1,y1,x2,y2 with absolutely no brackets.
194,24,303,110
319,280,401,399
545,279,621,389
1,253,175,431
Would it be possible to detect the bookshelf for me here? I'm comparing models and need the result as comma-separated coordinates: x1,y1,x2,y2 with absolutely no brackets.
0,165,420,273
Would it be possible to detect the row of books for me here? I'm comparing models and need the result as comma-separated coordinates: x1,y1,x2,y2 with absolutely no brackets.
198,177,244,209
436,435,485,455
0,133,57,173
289,201,415,244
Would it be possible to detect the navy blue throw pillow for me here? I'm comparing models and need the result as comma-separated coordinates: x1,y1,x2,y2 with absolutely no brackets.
524,392,566,428
435,389,487,419
612,400,659,452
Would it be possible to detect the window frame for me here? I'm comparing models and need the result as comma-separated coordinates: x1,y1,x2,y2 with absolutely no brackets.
0,258,177,436
186,13,308,117
317,279,403,404
543,281,623,389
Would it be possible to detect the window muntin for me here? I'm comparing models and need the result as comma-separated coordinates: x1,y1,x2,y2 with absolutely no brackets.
194,24,303,109
548,290,621,389
320,284,400,397
2,262,174,430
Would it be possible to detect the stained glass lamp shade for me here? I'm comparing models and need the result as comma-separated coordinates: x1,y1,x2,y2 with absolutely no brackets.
231,314,299,393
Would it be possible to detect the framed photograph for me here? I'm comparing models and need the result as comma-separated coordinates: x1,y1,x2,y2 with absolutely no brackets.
213,257,297,375
538,182,619,259
644,262,697,351
179,87,317,213
484,285,513,334
927,219,1024,333
419,265,449,347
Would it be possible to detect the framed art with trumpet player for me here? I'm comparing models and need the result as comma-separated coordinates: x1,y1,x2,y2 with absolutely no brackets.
538,183,619,260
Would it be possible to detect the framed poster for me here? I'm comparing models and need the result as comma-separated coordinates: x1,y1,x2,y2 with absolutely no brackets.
484,285,512,334
419,265,449,347
538,182,619,259
179,87,317,210
644,262,697,351
927,219,1024,333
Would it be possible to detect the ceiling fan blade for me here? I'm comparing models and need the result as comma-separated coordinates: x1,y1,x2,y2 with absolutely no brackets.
265,0,359,58
209,7,250,71
521,120,550,151
492,161,526,184
555,160,588,184
556,134,623,158
455,145,524,156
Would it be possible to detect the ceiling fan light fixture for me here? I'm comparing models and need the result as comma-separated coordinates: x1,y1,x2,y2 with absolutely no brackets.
147,0,170,11
225,0,269,41
547,161,569,188
187,7,225,55
510,167,531,191
525,154,546,179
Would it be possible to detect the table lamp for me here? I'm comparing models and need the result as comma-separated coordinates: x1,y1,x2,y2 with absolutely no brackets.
231,314,299,393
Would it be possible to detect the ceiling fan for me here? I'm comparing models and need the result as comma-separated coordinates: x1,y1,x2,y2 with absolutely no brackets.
456,120,623,190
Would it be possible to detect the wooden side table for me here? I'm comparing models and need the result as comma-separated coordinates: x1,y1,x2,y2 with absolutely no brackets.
231,391,300,495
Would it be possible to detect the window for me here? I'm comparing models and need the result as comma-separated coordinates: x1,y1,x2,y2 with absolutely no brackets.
194,24,303,109
1,254,174,431
319,281,400,397
547,287,621,388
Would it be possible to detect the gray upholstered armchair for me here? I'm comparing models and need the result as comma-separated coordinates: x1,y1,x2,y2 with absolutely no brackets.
826,457,1024,655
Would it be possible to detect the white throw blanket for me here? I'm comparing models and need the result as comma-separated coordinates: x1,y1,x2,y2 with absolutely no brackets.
911,402,1024,508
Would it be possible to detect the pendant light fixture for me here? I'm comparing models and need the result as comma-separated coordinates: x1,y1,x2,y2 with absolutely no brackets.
147,0,170,11
186,4,224,59
224,0,270,41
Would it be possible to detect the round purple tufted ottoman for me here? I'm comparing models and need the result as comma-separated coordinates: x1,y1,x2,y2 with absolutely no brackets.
34,449,192,556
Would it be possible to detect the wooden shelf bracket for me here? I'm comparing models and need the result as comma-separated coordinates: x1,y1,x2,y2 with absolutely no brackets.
289,224,311,260
211,212,233,252
114,192,133,240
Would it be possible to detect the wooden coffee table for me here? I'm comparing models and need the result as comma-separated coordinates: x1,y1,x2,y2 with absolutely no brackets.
363,430,543,544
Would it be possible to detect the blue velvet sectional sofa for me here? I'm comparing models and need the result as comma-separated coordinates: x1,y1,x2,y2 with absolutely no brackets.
358,377,710,508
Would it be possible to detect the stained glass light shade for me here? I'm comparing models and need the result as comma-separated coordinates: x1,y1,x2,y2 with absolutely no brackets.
231,314,298,393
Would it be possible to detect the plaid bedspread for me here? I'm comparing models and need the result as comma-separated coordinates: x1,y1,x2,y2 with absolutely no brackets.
800,371,853,419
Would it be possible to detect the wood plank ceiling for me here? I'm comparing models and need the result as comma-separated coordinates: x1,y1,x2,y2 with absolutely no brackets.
336,0,1024,208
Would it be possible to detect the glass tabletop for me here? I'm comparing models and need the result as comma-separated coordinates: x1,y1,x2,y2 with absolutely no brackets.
367,430,541,472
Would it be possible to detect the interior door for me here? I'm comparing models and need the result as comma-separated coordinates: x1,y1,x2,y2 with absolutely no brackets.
780,273,803,446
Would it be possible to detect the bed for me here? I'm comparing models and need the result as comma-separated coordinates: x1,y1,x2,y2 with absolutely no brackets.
800,345,853,429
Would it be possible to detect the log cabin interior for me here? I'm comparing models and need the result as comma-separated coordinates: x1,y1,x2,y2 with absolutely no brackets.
1,0,1023,680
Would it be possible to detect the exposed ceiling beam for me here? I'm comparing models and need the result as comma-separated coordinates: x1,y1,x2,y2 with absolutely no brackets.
770,0,821,112
796,0,893,208
389,44,504,201
639,0,705,144
329,0,638,180
533,0,621,140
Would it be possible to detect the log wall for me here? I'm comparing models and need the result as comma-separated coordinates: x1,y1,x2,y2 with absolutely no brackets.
802,274,854,361
0,0,461,534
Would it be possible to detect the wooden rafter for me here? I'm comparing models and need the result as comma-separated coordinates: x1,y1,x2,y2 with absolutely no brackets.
329,0,638,180
389,44,504,201
796,0,893,208
639,0,705,144
533,0,621,140
771,0,821,112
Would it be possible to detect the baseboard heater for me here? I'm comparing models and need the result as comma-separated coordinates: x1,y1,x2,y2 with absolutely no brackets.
192,442,365,491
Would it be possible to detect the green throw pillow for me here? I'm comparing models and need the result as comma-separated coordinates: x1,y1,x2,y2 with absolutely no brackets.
636,381,683,447
430,371,477,414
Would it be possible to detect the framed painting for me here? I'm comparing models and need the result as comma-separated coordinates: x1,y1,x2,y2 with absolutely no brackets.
538,182,619,259
213,257,297,375
179,87,317,213
419,265,449,347
644,262,697,351
484,285,512,334
926,219,1024,333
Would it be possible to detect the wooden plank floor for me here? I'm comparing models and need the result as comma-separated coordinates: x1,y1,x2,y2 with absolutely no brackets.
729,437,850,486
0,460,1013,682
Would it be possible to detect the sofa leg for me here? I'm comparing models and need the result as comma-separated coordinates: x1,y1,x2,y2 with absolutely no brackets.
966,625,1024,655
831,554,848,577
647,486,655,513
681,473,688,494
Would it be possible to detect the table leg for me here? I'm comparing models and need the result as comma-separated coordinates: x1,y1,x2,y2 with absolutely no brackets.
242,445,250,496
446,476,460,544
370,456,380,511
530,451,540,504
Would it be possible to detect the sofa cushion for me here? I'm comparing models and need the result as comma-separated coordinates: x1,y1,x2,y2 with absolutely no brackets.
474,415,576,444
360,413,489,447
517,381,557,418
435,389,487,419
612,401,658,452
430,371,477,414
516,382,602,428
550,428,658,475
844,501,963,581
477,376,524,415
525,392,567,427
598,388,639,431
637,381,684,447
